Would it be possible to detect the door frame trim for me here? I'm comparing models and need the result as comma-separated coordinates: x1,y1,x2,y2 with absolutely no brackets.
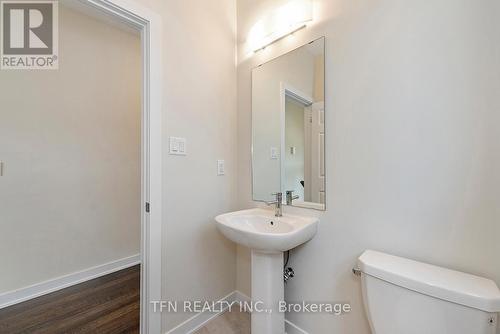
279,81,313,197
77,1,163,333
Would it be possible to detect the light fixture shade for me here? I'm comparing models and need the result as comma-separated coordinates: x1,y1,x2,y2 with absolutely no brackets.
248,0,313,52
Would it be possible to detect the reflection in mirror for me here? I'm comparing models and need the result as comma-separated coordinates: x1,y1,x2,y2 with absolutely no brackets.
252,37,325,210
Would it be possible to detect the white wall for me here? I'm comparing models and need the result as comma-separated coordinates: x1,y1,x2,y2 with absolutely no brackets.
313,54,324,102
0,6,141,294
237,0,500,333
129,0,239,332
162,0,238,329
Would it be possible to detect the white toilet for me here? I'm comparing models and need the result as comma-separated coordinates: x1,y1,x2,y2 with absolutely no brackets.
358,250,500,334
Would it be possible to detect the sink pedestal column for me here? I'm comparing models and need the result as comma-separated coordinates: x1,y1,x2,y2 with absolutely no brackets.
251,250,285,334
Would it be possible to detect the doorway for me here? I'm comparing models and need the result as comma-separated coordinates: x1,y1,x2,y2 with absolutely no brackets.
0,0,162,332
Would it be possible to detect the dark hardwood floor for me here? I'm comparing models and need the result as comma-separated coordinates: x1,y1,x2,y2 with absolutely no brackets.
0,265,140,334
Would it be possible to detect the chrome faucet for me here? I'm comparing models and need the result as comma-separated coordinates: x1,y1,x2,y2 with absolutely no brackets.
266,192,283,217
286,190,299,205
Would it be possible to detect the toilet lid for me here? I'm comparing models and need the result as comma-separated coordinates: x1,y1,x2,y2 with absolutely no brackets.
358,250,500,313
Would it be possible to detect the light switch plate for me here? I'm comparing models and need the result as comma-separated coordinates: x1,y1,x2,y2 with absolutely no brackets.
169,137,187,155
270,147,278,160
217,160,225,176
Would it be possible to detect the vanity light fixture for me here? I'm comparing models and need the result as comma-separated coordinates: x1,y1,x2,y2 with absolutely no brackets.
248,0,313,52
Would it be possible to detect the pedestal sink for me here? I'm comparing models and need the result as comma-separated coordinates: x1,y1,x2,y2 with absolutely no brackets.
215,208,319,334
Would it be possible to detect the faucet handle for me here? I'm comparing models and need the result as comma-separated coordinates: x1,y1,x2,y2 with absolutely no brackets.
268,192,284,217
267,192,283,205
285,190,299,205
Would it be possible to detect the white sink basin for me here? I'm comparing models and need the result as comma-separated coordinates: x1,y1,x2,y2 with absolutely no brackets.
215,208,319,252
215,208,319,334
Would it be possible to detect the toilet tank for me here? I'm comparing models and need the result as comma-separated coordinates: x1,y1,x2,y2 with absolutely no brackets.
358,251,500,334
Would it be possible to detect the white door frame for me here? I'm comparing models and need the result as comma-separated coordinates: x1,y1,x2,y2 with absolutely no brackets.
279,82,312,197
77,1,163,333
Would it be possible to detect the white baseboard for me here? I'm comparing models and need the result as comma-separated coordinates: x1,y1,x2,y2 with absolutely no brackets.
165,290,309,334
0,254,141,309
285,319,309,334
233,290,251,303
166,291,240,334
229,291,310,334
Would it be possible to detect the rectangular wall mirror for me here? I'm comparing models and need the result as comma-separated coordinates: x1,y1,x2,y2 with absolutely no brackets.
252,37,325,210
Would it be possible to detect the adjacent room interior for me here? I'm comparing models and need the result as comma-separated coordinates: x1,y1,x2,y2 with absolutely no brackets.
0,2,142,332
